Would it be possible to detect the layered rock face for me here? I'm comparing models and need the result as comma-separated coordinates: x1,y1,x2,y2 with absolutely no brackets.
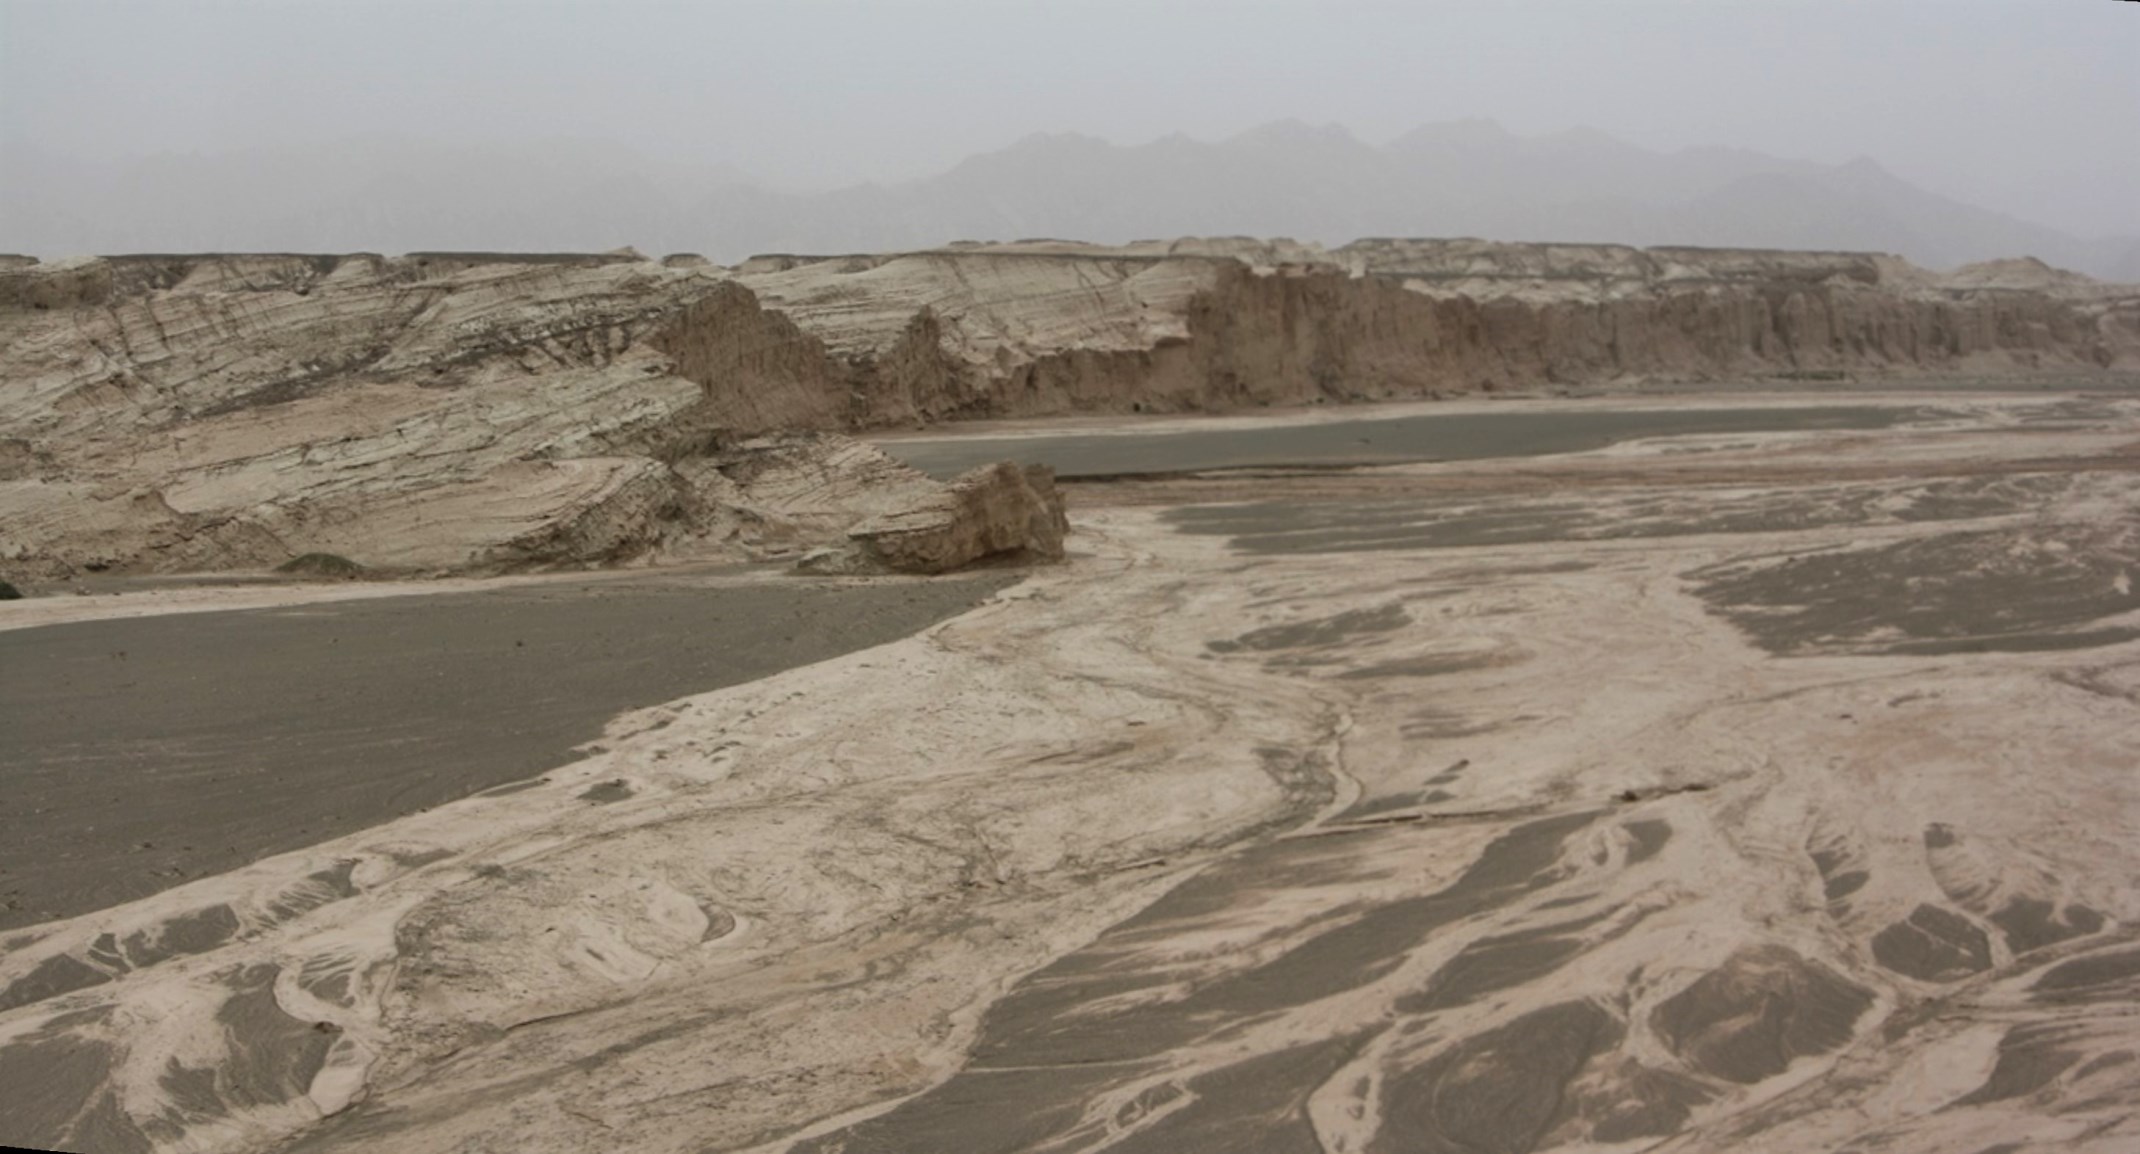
2,242,2133,581
736,239,2140,421
0,253,1056,581
800,462,1069,575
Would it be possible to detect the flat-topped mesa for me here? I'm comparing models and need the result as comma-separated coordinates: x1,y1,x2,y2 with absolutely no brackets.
1335,238,1891,289
2,240,2137,581
1334,239,2140,304
0,249,652,309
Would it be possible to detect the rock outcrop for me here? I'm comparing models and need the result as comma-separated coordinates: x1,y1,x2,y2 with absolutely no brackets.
2,241,2135,582
734,240,2140,422
799,462,1069,575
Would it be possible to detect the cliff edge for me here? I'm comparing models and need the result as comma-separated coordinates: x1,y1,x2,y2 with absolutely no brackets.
1,241,2134,582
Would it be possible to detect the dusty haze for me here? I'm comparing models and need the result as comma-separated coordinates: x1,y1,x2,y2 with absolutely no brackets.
2,1,2136,270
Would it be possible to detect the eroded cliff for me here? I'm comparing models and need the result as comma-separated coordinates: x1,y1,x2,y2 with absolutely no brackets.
735,239,2140,422
2,241,2134,581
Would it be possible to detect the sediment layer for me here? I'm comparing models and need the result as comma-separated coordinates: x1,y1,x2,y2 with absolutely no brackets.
3,241,2135,580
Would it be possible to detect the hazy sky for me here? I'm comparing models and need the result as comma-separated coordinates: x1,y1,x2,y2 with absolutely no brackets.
5,0,2137,236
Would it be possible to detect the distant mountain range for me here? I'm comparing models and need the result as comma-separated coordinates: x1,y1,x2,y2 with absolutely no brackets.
7,121,2137,280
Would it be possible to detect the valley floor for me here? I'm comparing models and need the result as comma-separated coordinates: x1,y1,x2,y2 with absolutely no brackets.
3,390,2137,1153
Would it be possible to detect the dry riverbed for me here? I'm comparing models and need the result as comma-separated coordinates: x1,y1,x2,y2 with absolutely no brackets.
3,391,2138,1153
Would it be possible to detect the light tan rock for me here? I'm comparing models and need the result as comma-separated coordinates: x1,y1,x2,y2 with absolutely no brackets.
799,461,1069,575
0,254,952,580
3,241,2135,582
735,238,2140,420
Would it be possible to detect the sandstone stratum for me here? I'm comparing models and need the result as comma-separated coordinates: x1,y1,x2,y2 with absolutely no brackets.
3,239,2135,583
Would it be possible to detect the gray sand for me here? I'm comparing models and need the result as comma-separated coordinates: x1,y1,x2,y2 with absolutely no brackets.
1164,473,2067,556
1162,473,2140,657
881,405,1915,478
1688,522,2140,656
1954,1024,2088,1106
1103,1035,1371,1154
1650,946,1874,1085
0,571,1012,930
1870,903,1994,982
0,1009,147,1154
1990,897,2105,956
1373,1000,1627,1153
158,965,333,1117
796,812,1602,1150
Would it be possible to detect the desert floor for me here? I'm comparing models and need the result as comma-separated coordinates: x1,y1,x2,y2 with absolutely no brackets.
3,389,2137,1154
0,570,1014,931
